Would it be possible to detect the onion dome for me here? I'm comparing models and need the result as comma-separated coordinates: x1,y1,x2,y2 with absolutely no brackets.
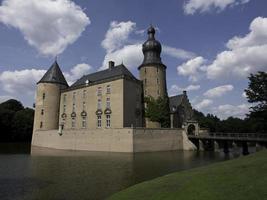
142,26,162,53
139,25,165,69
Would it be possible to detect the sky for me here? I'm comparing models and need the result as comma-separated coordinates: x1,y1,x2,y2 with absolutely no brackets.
0,0,267,119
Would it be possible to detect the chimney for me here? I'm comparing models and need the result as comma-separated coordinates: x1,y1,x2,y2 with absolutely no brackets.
183,90,187,96
109,61,115,69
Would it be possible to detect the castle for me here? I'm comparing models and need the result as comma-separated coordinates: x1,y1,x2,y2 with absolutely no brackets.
31,26,197,153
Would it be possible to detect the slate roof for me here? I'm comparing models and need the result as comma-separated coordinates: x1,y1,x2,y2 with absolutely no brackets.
70,64,139,88
38,61,68,86
169,94,184,112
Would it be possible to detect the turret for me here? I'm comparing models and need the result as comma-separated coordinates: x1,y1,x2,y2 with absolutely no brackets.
139,25,167,99
139,25,168,128
33,60,68,131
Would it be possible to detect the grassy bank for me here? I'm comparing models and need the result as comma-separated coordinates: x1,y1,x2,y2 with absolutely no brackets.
108,150,267,200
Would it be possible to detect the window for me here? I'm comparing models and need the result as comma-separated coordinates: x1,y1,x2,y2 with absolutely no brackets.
106,115,111,128
83,90,87,99
63,94,67,103
40,121,43,128
41,109,44,115
63,105,66,113
97,87,102,96
106,85,111,94
97,115,102,128
71,118,76,128
106,97,110,108
42,93,45,100
97,99,102,109
83,102,86,110
73,92,76,102
82,117,86,128
157,78,159,84
144,68,146,74
72,103,76,112
157,67,159,73
144,79,147,85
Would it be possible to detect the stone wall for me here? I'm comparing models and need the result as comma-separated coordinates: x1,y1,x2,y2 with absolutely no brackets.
32,128,196,153
32,128,134,152
123,78,143,127
133,128,196,152
33,83,64,131
59,79,124,129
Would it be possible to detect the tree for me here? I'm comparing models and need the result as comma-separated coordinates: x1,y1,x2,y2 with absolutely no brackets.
245,71,267,133
0,99,24,112
12,108,34,141
0,99,34,142
145,96,170,128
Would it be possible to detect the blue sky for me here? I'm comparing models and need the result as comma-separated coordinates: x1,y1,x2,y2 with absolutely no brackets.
0,0,266,119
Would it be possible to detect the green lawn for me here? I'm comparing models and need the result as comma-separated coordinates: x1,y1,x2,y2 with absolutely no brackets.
108,150,267,200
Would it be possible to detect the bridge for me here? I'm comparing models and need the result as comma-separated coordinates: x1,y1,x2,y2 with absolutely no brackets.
187,132,267,155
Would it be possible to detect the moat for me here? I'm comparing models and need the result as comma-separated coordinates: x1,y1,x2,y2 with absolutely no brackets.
0,143,255,200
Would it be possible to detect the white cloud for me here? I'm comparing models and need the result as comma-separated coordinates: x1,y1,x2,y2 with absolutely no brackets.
194,99,213,110
101,21,136,53
206,17,267,79
0,69,46,94
0,63,93,95
184,0,250,15
162,45,196,60
169,84,200,96
212,103,250,119
64,63,93,85
204,85,234,98
100,21,197,70
177,56,206,82
101,43,143,70
0,0,90,56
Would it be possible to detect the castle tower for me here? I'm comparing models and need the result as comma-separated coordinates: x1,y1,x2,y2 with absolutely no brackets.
33,60,68,131
139,25,168,127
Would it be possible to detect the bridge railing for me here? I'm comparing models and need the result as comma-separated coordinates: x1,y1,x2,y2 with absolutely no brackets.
209,132,267,139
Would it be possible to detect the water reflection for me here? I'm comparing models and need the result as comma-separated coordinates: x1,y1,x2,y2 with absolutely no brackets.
0,145,250,200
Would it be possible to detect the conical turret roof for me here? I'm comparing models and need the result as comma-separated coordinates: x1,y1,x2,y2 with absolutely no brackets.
38,60,68,86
